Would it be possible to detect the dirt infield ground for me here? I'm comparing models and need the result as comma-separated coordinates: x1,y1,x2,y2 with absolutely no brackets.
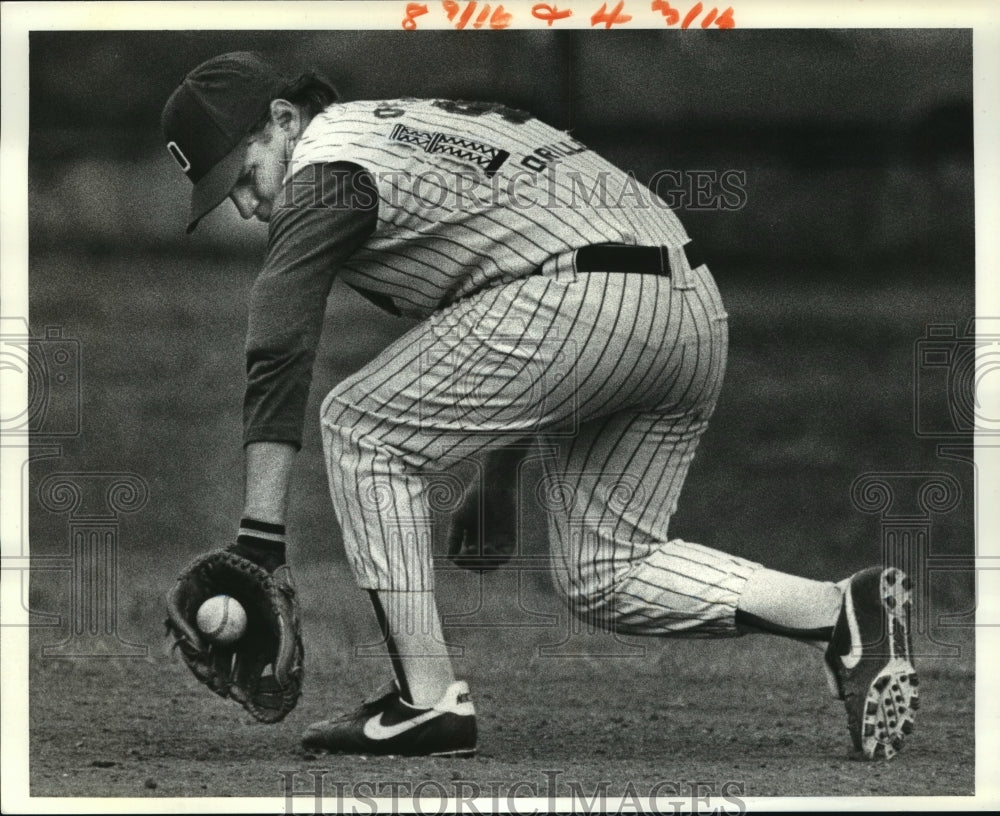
25,253,976,803
29,635,974,800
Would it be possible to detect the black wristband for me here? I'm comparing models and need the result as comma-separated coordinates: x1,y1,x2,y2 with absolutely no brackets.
238,517,286,541
233,517,287,572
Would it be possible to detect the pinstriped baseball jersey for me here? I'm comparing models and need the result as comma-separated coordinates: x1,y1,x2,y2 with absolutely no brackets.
289,98,690,318
278,99,768,637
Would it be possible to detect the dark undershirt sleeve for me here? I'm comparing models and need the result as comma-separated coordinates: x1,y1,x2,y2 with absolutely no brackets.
243,161,378,448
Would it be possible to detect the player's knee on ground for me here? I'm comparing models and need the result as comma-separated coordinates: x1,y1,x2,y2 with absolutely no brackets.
550,557,745,638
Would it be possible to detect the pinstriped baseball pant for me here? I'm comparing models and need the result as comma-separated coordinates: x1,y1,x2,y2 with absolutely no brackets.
320,250,762,637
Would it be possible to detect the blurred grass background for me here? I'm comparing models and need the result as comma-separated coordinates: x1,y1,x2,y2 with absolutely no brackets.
26,30,975,679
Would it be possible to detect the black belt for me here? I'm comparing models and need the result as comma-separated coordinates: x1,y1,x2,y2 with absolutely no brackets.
574,242,705,276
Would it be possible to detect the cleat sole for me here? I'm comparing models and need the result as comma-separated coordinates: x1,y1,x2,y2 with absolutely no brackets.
837,568,920,760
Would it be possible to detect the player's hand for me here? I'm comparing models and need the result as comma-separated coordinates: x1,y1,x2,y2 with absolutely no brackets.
446,480,519,572
164,543,304,723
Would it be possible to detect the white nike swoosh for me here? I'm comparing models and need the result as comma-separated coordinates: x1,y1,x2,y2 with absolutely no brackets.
842,584,863,670
362,709,442,741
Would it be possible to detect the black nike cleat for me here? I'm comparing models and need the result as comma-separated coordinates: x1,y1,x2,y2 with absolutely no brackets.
824,567,918,760
301,680,477,757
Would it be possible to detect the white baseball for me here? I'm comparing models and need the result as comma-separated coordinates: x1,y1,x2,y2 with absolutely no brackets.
196,595,247,644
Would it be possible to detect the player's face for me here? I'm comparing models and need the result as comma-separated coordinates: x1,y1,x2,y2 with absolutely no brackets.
229,122,290,223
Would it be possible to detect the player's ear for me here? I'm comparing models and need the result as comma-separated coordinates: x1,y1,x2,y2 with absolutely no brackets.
268,99,303,139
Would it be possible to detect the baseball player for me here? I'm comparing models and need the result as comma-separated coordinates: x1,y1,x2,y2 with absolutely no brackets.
162,52,919,761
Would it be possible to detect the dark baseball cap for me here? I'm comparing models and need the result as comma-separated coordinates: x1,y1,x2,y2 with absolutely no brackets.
161,52,294,232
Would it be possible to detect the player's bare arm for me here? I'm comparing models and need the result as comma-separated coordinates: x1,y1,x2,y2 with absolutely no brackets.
244,441,296,524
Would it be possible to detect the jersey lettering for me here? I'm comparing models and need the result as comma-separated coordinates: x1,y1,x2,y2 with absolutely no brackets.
520,137,590,171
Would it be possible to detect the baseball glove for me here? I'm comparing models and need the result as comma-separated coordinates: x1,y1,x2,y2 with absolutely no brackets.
165,548,304,723
446,482,518,572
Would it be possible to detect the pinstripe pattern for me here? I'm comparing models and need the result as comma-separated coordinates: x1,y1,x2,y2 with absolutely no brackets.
321,248,762,634
308,98,762,635
291,99,690,318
